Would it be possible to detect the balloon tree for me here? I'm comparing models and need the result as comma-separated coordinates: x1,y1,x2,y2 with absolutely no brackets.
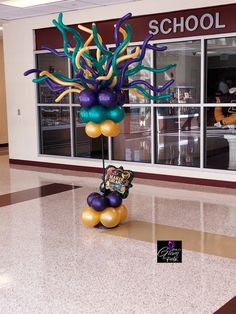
24,12,176,228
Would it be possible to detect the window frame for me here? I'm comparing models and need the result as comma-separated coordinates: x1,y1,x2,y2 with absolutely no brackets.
34,32,236,173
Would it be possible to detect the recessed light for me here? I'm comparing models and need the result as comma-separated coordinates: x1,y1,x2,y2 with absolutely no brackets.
1,0,64,8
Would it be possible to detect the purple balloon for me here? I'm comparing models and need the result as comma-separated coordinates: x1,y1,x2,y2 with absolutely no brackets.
76,70,99,91
105,57,113,75
24,68,41,76
114,13,132,47
106,191,122,208
91,195,108,211
45,79,65,92
79,89,97,108
23,68,65,92
118,33,153,89
41,45,67,57
80,57,98,78
98,89,117,107
125,79,175,94
87,192,101,206
116,90,125,106
146,44,167,52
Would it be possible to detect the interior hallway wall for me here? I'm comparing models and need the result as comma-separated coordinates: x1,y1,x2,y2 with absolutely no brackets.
0,39,8,144
3,0,236,181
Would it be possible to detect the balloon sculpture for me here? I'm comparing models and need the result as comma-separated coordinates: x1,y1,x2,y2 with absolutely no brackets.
24,12,175,228
83,165,133,228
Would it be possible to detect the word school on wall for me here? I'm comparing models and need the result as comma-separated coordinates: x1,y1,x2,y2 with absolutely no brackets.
149,12,226,35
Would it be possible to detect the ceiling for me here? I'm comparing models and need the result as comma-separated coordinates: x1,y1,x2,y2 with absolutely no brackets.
0,0,137,35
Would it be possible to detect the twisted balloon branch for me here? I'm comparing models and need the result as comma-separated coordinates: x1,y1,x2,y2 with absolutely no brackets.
24,12,176,102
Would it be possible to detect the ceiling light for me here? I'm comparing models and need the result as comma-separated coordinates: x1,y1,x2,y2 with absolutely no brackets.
1,0,64,8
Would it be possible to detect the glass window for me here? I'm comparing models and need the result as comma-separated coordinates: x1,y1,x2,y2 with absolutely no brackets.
112,107,151,162
154,40,201,104
156,107,200,167
206,36,236,103
39,106,71,156
36,53,69,104
204,106,236,170
73,107,108,159
126,47,152,104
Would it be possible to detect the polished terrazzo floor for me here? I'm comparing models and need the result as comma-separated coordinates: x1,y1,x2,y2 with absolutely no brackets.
0,154,236,313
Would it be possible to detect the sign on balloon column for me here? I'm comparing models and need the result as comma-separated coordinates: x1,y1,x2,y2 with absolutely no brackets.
24,12,175,228
82,165,133,228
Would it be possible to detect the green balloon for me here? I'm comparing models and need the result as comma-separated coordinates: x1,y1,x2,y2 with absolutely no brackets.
80,107,90,123
92,24,112,57
107,106,125,123
88,105,107,123
131,85,172,101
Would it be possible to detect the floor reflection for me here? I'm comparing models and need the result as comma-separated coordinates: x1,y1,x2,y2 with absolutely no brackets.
156,131,200,166
103,220,236,259
1,155,236,313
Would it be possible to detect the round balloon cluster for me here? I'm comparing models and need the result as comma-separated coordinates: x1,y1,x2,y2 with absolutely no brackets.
24,12,176,141
79,88,125,138
81,191,128,228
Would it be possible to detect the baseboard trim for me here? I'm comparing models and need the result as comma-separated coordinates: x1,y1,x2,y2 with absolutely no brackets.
9,158,236,189
0,143,8,148
9,159,103,173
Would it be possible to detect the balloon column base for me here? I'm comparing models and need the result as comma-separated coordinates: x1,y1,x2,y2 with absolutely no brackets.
81,204,128,229
94,223,119,230
94,223,107,230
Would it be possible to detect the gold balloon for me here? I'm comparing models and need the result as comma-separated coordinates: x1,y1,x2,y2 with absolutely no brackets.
100,120,120,137
85,122,101,138
81,206,100,227
100,207,120,228
116,204,128,223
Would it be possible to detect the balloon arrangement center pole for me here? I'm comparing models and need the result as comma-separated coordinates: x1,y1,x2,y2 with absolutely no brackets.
101,135,106,194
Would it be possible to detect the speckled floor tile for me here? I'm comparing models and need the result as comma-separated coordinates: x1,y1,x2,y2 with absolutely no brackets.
0,155,236,313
